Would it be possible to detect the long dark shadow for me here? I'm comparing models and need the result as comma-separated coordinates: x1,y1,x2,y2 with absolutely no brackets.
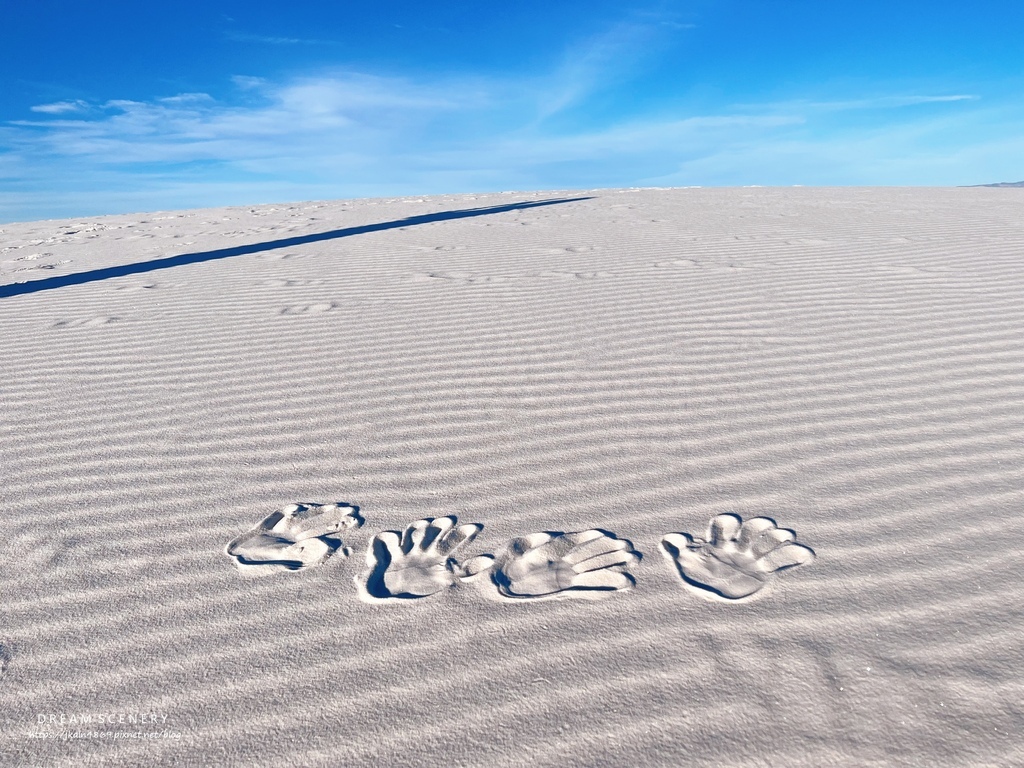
0,197,592,299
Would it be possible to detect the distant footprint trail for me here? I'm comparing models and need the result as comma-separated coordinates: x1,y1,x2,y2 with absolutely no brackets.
491,530,638,601
226,502,363,572
661,514,814,600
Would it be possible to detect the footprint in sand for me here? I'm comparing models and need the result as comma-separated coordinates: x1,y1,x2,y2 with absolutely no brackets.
361,516,491,601
279,302,336,316
260,278,325,288
226,503,363,572
53,316,119,328
0,643,10,675
15,261,71,271
654,258,700,268
0,529,74,571
490,530,639,601
554,245,600,254
536,270,612,280
661,514,814,601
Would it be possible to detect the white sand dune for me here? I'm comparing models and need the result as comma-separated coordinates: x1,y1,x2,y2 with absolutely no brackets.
1,188,1022,766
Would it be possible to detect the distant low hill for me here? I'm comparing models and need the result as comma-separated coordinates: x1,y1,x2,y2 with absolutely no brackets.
967,181,1024,187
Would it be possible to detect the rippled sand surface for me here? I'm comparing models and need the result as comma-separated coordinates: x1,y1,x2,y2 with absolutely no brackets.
2,187,1022,765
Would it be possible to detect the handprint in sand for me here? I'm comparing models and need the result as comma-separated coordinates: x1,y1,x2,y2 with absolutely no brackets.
226,502,363,572
491,530,639,600
661,514,813,600
362,517,492,601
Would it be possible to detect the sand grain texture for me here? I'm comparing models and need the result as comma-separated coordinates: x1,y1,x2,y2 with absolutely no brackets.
1,188,1022,766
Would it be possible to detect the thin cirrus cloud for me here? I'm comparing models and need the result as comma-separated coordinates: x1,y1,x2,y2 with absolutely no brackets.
224,30,339,46
29,100,91,114
531,21,676,121
741,93,981,113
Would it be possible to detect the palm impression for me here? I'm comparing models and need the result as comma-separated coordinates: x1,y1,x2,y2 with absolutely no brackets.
362,516,492,601
491,530,639,601
226,502,363,572
661,514,813,600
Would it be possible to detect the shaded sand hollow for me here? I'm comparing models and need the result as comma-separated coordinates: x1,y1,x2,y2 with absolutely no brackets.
1,187,1022,766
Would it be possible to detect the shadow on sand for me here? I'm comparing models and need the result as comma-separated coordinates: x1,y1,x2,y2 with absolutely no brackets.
0,197,592,299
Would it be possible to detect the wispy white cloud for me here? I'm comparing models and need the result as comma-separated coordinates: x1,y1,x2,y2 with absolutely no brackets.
231,75,267,90
738,93,980,113
531,20,674,121
159,93,216,105
225,30,337,46
814,93,980,110
30,100,90,114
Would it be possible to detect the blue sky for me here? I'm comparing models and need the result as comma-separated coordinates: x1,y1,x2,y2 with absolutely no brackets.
2,1,1022,222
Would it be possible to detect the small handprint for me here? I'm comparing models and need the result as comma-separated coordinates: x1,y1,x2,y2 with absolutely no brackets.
362,517,492,601
661,514,814,600
226,502,363,572
491,530,639,601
